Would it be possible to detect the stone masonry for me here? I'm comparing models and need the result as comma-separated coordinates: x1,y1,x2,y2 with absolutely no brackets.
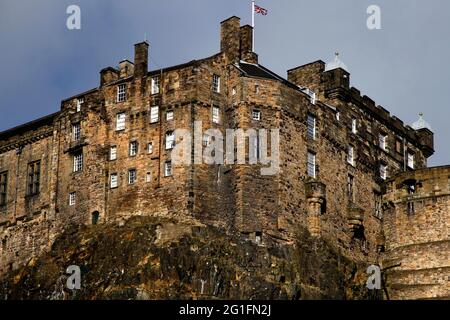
0,16,448,299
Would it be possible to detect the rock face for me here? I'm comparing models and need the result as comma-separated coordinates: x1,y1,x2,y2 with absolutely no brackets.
0,216,370,300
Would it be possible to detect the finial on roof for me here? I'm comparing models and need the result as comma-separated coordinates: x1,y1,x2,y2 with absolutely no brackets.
325,51,348,72
412,113,432,131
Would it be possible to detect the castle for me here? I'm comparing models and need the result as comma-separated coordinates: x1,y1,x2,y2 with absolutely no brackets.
0,16,448,300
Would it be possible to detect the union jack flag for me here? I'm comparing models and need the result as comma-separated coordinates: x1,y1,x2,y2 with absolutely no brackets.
254,4,268,16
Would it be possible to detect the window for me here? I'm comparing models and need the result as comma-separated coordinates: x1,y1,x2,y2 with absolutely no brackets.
110,173,118,188
347,174,354,201
212,74,220,93
336,112,340,121
72,123,81,141
351,118,357,134
165,131,175,150
147,143,153,154
307,114,316,140
255,85,260,94
203,134,210,147
27,161,41,195
347,145,355,166
407,152,415,169
252,110,261,121
166,110,174,121
110,146,117,161
128,169,137,185
307,152,316,178
0,172,7,206
379,133,387,151
151,76,160,95
129,141,138,156
150,106,159,123
380,164,387,180
73,152,83,172
69,192,76,206
146,172,152,183
396,139,403,154
374,192,383,219
116,113,126,131
164,161,172,177
117,84,126,102
76,98,84,112
251,134,260,161
232,87,237,96
212,106,220,124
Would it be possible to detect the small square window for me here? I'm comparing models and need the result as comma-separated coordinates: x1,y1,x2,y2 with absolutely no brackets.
252,110,261,121
69,192,76,206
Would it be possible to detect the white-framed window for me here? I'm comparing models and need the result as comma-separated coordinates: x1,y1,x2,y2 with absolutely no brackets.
147,142,153,154
151,76,160,95
166,110,174,121
117,84,126,102
203,134,210,147
129,141,138,156
146,172,152,183
128,169,137,185
164,161,172,177
165,131,175,150
76,98,84,112
212,106,220,124
69,192,76,206
252,110,261,121
351,117,357,134
150,106,159,123
307,114,316,140
110,146,117,161
72,123,81,141
407,152,415,169
347,145,355,166
380,164,387,180
212,74,220,93
73,152,83,172
116,113,126,131
307,152,316,178
110,173,118,188
379,133,388,151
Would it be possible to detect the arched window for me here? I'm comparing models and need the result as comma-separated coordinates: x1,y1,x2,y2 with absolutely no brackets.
92,211,100,225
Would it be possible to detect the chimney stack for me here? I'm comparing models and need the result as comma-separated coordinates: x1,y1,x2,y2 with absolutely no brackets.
134,41,149,78
220,16,241,63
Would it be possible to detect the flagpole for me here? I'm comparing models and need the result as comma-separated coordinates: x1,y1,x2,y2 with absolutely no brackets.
252,1,255,52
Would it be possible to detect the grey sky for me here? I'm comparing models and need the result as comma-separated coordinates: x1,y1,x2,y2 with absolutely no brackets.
0,0,448,166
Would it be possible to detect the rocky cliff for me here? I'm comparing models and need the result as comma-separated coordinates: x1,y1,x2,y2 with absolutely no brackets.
0,216,372,300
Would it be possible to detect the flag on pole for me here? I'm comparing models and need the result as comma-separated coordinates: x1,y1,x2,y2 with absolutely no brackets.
254,4,268,15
